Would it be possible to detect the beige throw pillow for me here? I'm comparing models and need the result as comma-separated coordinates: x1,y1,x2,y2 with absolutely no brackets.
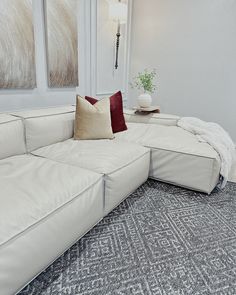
74,96,114,140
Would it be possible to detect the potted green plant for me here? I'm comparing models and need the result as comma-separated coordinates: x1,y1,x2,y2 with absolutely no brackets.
131,69,157,108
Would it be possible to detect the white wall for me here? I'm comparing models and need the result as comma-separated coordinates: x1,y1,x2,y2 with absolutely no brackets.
0,0,131,111
129,0,236,141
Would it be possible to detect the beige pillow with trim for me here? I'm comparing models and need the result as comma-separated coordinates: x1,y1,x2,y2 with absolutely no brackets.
74,96,114,140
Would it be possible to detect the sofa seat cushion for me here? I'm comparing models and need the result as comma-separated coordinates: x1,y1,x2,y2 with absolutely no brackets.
0,155,102,247
32,139,150,214
116,123,219,157
115,123,221,193
0,155,104,295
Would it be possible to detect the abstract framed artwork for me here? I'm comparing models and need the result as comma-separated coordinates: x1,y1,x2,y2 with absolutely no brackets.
44,0,78,88
0,0,36,89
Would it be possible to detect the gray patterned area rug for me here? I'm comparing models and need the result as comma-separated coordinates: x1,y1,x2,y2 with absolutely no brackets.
19,179,236,295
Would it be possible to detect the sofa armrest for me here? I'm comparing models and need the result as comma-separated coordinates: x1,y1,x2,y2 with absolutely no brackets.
123,109,180,126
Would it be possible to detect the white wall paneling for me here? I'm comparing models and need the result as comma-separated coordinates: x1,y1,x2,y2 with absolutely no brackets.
0,0,132,111
92,0,132,104
76,0,91,96
0,0,77,111
90,0,98,97
123,0,133,103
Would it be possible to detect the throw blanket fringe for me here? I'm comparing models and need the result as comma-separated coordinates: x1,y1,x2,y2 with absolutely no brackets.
177,117,235,188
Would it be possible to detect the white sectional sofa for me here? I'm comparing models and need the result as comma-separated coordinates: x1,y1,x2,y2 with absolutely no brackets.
0,106,221,295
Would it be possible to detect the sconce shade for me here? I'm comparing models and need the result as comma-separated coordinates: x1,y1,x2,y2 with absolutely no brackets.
109,2,127,24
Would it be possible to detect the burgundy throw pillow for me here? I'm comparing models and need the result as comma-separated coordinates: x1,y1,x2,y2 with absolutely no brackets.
85,91,127,133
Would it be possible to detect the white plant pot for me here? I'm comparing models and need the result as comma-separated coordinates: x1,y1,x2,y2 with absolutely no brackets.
137,93,152,108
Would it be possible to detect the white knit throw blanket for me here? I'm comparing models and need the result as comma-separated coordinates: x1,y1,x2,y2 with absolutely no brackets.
177,117,235,188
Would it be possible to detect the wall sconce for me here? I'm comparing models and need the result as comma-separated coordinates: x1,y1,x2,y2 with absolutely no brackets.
108,0,128,69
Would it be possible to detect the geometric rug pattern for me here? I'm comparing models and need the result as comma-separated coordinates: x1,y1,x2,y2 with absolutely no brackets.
19,179,236,295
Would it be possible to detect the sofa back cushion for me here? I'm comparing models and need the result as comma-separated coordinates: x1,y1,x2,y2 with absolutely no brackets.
0,114,26,160
11,106,75,152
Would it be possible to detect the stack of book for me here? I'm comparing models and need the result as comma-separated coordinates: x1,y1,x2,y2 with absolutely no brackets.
133,106,161,114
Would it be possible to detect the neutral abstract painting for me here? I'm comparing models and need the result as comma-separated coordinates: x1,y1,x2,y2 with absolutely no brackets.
0,0,36,89
45,0,78,88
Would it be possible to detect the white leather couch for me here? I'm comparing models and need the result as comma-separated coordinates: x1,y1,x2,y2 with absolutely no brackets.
0,106,221,295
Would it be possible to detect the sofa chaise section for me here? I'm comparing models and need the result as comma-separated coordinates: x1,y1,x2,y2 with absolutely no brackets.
115,122,221,194
0,155,103,295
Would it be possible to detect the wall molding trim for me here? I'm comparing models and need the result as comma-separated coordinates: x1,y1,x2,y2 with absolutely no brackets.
123,0,133,105
89,0,132,104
